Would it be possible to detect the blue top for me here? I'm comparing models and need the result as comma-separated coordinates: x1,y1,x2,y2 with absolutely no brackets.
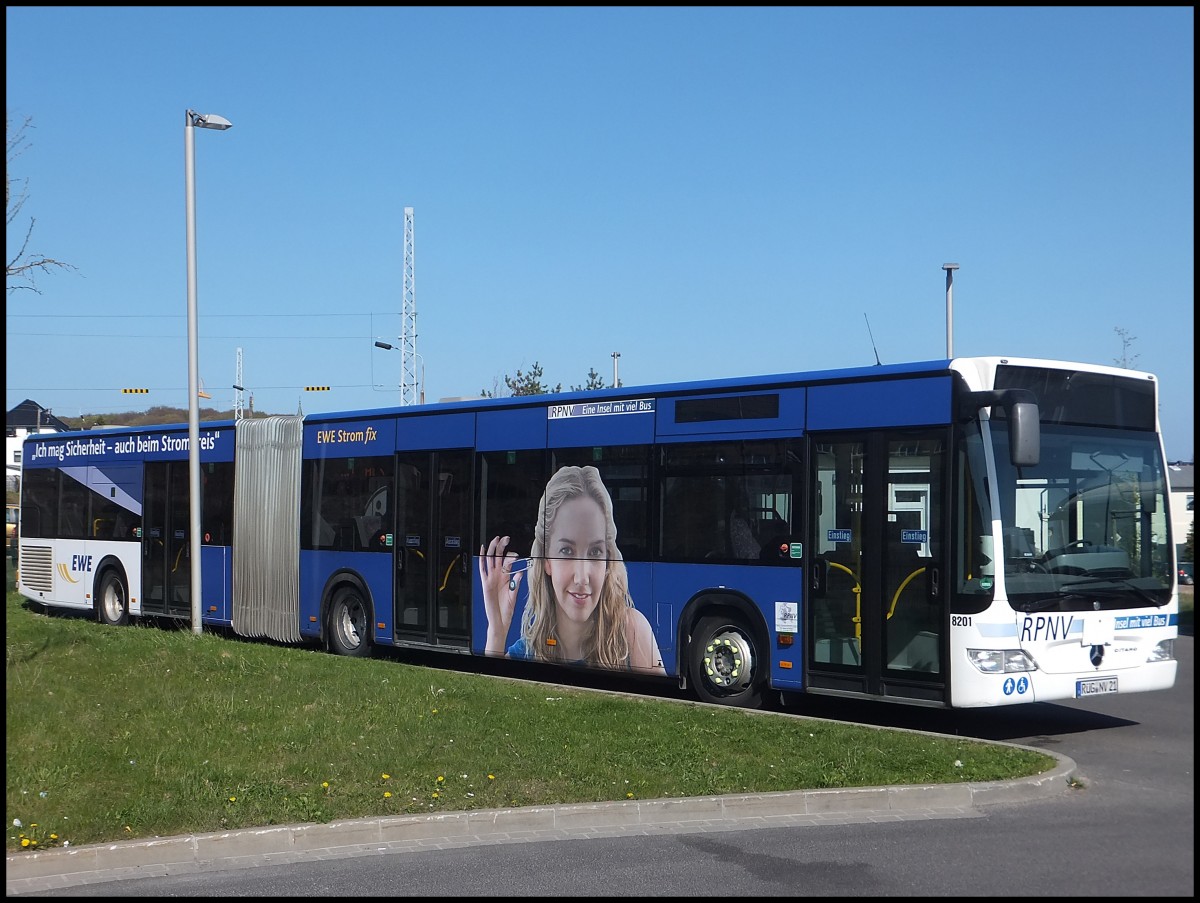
506,636,536,661
506,635,630,669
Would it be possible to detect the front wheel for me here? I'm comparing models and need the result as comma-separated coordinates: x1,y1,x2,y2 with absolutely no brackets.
688,614,763,708
96,570,129,627
327,586,372,657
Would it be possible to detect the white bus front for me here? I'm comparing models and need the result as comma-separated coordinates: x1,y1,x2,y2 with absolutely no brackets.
950,359,1178,707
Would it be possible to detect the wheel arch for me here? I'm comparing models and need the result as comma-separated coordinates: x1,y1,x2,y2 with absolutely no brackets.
318,568,376,651
91,554,131,624
91,555,131,615
676,588,771,680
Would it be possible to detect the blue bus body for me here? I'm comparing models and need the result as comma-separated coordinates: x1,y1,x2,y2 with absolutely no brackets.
17,356,1179,709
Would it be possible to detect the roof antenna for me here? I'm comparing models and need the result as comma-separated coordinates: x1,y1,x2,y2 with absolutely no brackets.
864,313,882,365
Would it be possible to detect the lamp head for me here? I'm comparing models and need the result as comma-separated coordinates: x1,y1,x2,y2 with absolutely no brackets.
189,110,233,130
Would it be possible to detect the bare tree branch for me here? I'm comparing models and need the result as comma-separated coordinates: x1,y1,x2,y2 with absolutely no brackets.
6,113,78,294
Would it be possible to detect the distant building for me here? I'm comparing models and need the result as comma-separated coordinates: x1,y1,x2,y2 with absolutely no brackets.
1167,461,1194,559
5,400,70,492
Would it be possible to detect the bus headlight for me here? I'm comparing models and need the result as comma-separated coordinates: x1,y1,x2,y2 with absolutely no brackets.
967,649,1038,674
1147,639,1175,663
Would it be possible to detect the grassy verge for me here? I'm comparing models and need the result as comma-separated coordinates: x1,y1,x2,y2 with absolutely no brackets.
9,558,1164,855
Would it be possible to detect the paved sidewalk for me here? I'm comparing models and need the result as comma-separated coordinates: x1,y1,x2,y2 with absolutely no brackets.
6,752,1077,895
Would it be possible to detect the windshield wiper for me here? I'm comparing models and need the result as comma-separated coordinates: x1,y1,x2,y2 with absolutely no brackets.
1058,577,1161,606
1018,592,1092,613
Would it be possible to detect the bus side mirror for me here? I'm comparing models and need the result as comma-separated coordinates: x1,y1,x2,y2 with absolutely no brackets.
962,388,1040,468
1009,400,1040,468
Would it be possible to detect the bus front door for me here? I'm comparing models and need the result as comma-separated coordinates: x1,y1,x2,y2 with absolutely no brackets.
141,461,191,619
393,451,473,647
807,432,947,704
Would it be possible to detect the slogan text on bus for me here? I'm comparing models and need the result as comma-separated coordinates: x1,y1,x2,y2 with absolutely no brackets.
547,399,655,419
30,432,222,462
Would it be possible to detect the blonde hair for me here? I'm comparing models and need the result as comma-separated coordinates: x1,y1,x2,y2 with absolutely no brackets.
521,465,631,667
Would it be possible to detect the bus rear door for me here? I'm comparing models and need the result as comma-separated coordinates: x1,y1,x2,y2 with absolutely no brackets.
142,461,192,619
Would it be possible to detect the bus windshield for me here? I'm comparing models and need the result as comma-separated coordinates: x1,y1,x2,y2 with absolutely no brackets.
990,421,1172,612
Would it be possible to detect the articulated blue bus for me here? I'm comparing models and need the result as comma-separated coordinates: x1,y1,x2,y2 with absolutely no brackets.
16,356,1180,708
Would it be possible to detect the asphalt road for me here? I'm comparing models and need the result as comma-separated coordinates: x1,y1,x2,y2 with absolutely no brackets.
9,623,1193,897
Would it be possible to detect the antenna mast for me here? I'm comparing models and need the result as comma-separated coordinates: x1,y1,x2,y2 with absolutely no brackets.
863,314,882,366
400,207,418,406
234,347,244,419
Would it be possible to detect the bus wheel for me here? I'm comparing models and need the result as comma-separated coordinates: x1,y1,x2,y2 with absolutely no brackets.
328,587,371,657
689,614,762,708
97,570,129,627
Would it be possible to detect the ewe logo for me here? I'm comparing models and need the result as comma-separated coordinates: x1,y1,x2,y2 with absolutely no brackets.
57,554,94,584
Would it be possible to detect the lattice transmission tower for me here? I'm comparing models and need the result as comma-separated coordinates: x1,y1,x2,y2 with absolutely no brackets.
400,207,419,406
233,347,244,419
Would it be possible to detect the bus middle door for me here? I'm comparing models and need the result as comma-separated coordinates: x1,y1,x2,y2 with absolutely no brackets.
394,451,472,647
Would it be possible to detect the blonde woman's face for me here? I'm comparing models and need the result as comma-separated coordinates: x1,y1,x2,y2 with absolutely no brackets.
543,496,608,625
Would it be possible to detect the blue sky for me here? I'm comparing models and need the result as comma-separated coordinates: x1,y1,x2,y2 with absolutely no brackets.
5,7,1194,460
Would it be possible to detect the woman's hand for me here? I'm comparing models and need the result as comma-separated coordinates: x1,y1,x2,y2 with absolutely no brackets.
479,535,522,654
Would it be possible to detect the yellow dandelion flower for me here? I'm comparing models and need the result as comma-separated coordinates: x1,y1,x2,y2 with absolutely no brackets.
627,792,635,799
49,834,58,840
437,775,444,783
488,774,496,781
432,791,439,799
21,839,30,848
381,773,390,780
321,782,329,789
229,796,236,803
383,791,392,799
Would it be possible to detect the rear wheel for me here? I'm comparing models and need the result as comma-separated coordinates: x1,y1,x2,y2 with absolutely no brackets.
688,614,763,708
96,570,129,627
328,586,371,657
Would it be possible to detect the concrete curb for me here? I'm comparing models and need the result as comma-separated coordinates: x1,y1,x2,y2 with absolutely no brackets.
6,750,1078,892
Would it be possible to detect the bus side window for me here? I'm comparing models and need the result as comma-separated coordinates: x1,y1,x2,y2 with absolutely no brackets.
729,507,760,559
61,503,84,539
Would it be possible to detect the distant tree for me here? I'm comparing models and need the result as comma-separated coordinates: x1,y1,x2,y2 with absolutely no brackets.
59,405,270,430
6,114,77,294
481,362,562,397
570,368,606,392
1113,327,1139,369
483,363,625,397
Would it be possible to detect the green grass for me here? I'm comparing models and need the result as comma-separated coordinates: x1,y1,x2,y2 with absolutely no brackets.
1,560,1105,855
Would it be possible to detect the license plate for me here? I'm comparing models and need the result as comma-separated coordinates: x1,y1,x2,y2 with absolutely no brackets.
1076,676,1118,697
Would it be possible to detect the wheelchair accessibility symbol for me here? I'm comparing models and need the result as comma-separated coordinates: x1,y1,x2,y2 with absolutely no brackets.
1003,676,1030,696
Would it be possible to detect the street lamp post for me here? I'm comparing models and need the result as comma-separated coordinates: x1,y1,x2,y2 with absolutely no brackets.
374,340,425,404
941,263,959,358
611,351,620,388
185,109,232,636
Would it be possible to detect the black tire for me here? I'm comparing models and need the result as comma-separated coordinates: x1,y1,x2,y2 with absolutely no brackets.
688,614,763,708
96,570,129,627
327,586,372,657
